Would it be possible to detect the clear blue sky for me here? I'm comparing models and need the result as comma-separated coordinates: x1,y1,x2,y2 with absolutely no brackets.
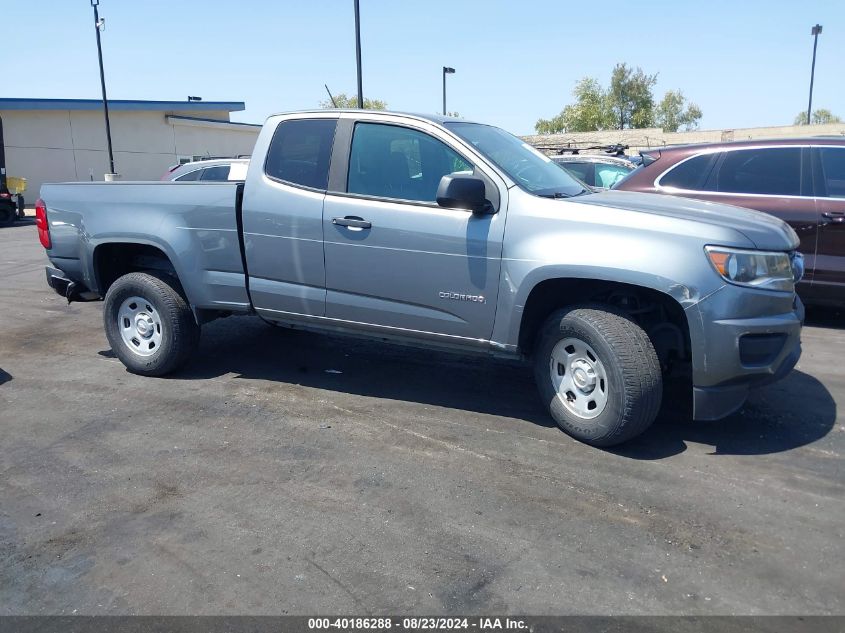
6,0,844,135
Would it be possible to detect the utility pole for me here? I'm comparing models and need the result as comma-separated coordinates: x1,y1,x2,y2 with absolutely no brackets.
91,0,116,176
806,24,823,125
354,0,364,108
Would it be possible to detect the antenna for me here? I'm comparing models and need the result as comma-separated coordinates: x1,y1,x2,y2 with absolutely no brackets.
324,84,339,108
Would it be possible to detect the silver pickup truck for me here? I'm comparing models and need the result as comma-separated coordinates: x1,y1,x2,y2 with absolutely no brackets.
37,110,804,446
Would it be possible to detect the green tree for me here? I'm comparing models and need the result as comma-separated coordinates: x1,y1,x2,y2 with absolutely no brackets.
794,109,842,125
319,93,388,110
535,64,701,134
608,63,658,129
535,112,566,135
535,78,613,134
655,90,703,132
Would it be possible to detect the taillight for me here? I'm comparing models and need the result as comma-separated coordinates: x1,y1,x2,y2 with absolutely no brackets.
35,198,51,249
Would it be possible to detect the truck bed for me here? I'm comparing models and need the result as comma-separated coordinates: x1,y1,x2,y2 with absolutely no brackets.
40,181,250,312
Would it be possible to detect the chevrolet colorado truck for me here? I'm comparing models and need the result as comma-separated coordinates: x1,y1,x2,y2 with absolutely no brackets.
37,110,805,446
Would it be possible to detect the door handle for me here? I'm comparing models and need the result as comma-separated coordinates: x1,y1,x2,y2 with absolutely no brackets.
332,216,372,229
821,211,845,225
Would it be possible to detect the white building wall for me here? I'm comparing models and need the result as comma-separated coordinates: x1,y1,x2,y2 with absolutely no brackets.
1,108,260,198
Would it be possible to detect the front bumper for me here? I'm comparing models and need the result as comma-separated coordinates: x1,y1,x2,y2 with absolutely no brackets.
688,287,803,421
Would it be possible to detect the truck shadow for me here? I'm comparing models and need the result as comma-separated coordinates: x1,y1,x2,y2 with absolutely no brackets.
163,316,835,458
0,218,35,228
175,316,553,427
610,371,837,459
804,305,845,330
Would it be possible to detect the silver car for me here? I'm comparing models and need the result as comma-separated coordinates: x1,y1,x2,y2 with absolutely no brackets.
162,158,250,182
552,154,636,190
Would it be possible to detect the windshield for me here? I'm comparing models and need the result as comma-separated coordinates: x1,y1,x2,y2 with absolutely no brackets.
444,122,590,198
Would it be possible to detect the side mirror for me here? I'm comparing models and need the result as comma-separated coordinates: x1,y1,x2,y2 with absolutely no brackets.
436,174,493,214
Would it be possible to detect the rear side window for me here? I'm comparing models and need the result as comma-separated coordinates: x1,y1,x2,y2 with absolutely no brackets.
200,166,230,181
659,153,715,190
264,119,337,190
818,147,845,198
175,169,201,181
714,148,802,196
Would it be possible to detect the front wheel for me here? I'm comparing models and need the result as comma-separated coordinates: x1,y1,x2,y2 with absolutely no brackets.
103,271,200,376
533,306,662,446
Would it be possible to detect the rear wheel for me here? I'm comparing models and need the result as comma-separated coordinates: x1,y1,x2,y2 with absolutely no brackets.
16,195,25,219
103,272,200,376
533,305,662,446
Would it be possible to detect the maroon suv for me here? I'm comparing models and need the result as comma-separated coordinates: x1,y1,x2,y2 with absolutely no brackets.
616,138,845,306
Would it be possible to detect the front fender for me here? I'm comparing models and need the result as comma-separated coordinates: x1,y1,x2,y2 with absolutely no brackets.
490,216,730,350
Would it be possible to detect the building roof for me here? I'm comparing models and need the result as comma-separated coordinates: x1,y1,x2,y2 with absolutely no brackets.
165,115,261,130
0,98,245,113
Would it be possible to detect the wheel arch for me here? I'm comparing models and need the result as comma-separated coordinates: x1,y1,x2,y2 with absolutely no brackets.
92,240,186,299
516,276,692,375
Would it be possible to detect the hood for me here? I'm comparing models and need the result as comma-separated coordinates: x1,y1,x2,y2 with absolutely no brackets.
577,190,800,251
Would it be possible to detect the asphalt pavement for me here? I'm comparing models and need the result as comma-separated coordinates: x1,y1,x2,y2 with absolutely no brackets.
1,220,843,615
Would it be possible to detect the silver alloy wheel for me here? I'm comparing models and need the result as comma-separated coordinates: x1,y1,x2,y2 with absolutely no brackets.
117,295,163,357
549,337,609,419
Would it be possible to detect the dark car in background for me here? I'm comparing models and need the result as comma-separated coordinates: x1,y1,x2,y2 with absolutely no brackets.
552,154,636,189
616,138,845,306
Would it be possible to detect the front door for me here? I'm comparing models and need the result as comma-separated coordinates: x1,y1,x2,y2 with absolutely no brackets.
812,146,845,304
322,120,506,341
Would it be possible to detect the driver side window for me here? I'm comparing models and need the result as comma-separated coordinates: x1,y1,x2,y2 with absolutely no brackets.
347,122,473,203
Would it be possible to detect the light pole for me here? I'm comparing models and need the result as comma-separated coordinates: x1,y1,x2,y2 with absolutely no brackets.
442,66,455,116
0,115,7,192
91,0,116,176
806,24,823,125
354,0,364,108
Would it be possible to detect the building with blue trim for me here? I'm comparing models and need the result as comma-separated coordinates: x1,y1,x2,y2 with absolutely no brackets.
0,98,260,196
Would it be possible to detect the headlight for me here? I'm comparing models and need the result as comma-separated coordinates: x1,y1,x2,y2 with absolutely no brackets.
705,246,794,292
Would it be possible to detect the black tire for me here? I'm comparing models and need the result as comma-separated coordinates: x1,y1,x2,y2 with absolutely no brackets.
0,201,14,227
533,305,662,447
16,195,25,219
103,271,200,376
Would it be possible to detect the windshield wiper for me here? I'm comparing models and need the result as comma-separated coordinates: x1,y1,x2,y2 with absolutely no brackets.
537,188,591,199
537,192,574,199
